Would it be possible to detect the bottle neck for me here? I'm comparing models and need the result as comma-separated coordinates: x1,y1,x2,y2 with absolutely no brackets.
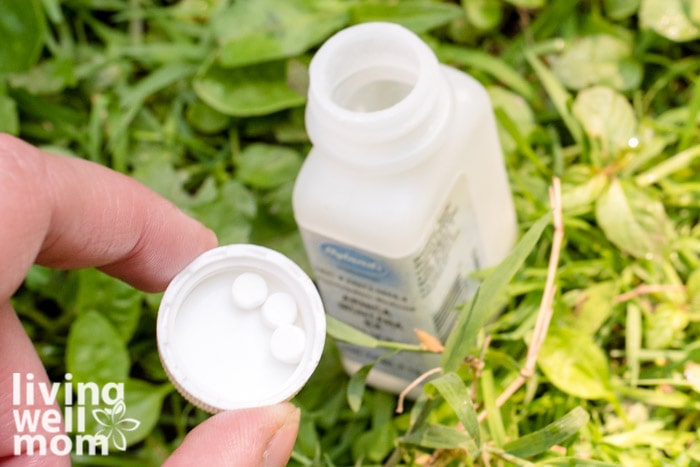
305,22,452,172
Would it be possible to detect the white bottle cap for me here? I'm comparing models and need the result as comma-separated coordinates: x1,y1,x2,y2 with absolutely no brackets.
157,244,326,413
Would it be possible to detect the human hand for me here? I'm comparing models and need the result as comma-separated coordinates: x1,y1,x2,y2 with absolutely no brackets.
0,134,299,466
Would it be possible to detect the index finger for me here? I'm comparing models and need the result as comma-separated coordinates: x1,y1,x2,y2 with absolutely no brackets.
0,133,218,301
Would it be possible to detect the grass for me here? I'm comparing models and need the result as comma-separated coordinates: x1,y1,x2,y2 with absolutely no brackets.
3,0,700,465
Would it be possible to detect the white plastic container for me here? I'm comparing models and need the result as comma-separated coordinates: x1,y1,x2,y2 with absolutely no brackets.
292,22,517,394
157,244,326,412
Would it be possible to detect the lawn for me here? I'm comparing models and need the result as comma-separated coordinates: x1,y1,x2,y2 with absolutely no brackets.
3,0,700,465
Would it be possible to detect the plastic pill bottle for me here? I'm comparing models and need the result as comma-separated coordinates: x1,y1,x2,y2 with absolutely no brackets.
293,22,517,394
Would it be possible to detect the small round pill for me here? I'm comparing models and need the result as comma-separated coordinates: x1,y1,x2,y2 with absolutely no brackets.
262,293,298,328
231,272,268,310
270,325,306,365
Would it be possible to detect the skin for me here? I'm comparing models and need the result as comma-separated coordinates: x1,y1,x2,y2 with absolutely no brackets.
0,134,299,466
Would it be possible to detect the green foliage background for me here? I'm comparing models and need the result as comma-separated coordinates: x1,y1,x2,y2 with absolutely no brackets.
4,0,700,465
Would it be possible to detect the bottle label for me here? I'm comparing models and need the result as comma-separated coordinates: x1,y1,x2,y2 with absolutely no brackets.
300,176,482,384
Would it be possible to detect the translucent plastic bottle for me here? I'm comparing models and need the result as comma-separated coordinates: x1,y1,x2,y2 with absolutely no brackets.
293,22,517,394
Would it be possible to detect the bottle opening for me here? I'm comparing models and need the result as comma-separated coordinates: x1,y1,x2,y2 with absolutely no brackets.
332,67,416,113
311,23,427,117
305,22,449,170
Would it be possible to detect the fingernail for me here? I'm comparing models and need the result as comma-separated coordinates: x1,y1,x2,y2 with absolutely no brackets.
263,404,301,467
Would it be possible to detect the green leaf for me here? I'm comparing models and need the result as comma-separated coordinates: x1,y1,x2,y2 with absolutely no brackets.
352,393,398,461
345,352,400,416
65,0,124,9
635,144,700,187
120,62,197,109
481,369,506,446
41,0,64,23
442,212,552,372
525,51,583,144
505,0,545,7
0,91,19,134
401,423,479,452
688,268,700,306
438,46,536,100
119,380,172,447
10,88,85,126
573,86,638,158
66,310,130,382
643,303,689,349
640,0,700,42
550,35,642,91
488,86,536,154
560,281,617,335
22,266,80,310
75,269,144,343
119,42,209,66
347,362,374,413
213,0,348,68
595,178,670,259
602,421,697,450
262,181,296,225
326,315,380,348
349,0,462,33
463,0,503,32
533,459,622,466
236,143,303,189
617,385,700,409
70,379,172,450
625,303,642,386
0,0,47,73
193,60,306,117
537,327,614,400
8,57,76,95
561,171,609,211
190,180,257,245
425,372,480,448
325,316,436,352
503,407,590,457
353,422,398,462
685,0,700,26
186,99,230,135
131,158,194,208
604,0,641,19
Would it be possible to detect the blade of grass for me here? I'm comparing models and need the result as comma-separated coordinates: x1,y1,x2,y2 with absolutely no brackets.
635,144,700,186
549,126,565,178
120,62,198,108
326,315,424,352
533,458,621,466
481,369,506,446
525,50,584,146
679,81,700,151
442,211,552,372
502,407,590,458
400,423,479,453
626,302,642,387
426,372,480,448
347,362,374,413
347,350,399,413
437,45,536,101
494,107,549,175
87,93,108,163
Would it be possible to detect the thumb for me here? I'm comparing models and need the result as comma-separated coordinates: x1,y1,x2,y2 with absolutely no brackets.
163,403,300,467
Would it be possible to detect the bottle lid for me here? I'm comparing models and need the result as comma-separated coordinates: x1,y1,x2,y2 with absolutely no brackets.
157,244,326,413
